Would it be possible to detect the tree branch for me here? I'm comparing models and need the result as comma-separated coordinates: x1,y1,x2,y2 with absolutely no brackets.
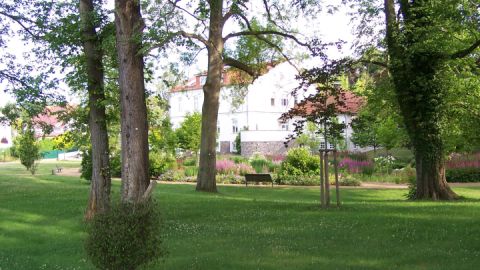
358,59,389,68
223,57,258,78
451,39,480,59
0,11,41,39
225,30,310,49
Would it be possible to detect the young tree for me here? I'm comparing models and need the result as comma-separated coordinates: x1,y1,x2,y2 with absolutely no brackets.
114,0,150,202
17,126,41,175
175,112,202,155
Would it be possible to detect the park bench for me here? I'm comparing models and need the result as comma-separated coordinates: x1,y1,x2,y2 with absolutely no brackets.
56,165,63,173
244,173,274,187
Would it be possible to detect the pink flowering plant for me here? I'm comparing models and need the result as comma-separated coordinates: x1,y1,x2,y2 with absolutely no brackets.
339,157,374,174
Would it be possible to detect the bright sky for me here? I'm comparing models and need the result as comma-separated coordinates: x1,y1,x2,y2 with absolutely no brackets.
0,1,355,107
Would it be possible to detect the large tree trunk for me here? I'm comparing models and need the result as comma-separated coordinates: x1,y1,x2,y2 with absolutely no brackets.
114,0,150,202
384,0,457,200
80,0,111,220
196,0,224,192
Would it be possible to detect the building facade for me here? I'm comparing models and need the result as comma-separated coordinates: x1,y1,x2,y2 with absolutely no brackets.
169,62,362,157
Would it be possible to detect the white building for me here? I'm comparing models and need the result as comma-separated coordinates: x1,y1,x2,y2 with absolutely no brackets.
169,62,362,157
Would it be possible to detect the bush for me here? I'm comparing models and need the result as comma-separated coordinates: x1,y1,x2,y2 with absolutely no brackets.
183,158,197,166
249,153,270,173
158,170,185,182
446,168,480,182
230,155,247,164
275,174,319,186
278,147,319,178
85,201,165,270
216,174,244,184
216,159,237,175
236,163,255,176
337,175,361,186
81,148,93,181
184,166,198,177
150,152,177,178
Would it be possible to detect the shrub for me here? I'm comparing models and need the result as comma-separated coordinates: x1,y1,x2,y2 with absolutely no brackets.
183,158,197,166
249,153,270,173
150,152,177,178
158,170,185,182
216,159,237,175
339,158,373,174
85,201,165,270
236,163,255,176
446,168,480,182
81,148,93,181
278,147,319,178
216,174,244,184
230,155,247,164
184,166,198,177
337,175,361,186
275,174,319,186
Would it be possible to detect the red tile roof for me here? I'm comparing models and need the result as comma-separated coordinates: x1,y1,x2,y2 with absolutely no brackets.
295,91,364,115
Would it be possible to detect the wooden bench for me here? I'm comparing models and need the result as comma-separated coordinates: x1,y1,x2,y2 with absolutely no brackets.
244,174,273,187
56,165,63,173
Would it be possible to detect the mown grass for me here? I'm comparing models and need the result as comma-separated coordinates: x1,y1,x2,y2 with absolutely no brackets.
1,161,480,269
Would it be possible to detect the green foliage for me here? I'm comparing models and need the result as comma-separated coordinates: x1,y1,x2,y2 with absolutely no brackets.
110,151,121,178
175,112,201,153
85,201,165,270
52,131,76,151
234,133,241,154
278,147,320,179
184,166,198,177
338,175,362,186
249,153,270,173
148,96,177,154
80,148,92,181
183,158,197,166
17,128,41,174
275,174,319,186
38,138,55,152
149,151,177,178
446,168,480,183
230,155,247,164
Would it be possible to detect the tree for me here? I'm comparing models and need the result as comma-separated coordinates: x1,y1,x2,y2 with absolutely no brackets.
350,110,380,152
80,0,112,219
146,0,316,192
52,131,75,159
114,0,151,202
17,126,40,175
382,0,480,199
175,112,202,155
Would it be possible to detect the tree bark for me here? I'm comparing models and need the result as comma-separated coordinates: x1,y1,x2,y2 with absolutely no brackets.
114,0,150,202
196,0,224,192
319,151,325,207
80,0,111,220
384,0,457,200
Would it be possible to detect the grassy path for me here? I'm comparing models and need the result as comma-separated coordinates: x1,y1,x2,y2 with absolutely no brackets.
1,162,480,269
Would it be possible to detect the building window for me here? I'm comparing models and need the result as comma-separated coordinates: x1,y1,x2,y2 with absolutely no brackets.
320,142,326,149
232,119,239,133
271,98,275,106
281,98,288,106
1,137,8,144
217,126,220,133
280,124,288,131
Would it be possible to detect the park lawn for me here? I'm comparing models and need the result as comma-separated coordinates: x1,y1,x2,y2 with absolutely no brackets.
1,162,480,270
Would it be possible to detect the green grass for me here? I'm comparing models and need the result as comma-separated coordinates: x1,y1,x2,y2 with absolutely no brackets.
1,161,480,269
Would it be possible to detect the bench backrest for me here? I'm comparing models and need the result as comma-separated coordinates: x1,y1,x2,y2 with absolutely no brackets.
244,174,272,182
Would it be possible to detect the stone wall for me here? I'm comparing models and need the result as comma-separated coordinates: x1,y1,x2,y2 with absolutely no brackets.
241,141,291,157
